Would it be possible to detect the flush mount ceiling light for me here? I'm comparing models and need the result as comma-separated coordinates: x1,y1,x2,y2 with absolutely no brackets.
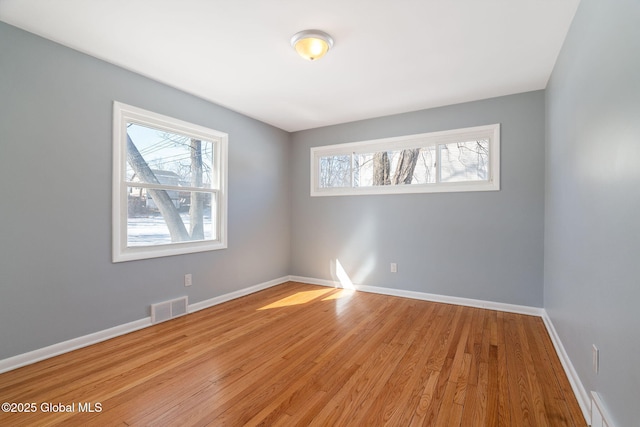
290,30,334,61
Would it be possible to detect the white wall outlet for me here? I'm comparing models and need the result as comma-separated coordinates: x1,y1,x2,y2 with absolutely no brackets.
184,273,193,287
592,344,599,374
390,263,397,273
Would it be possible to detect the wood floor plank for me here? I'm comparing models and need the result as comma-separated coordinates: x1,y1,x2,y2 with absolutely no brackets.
307,299,422,426
383,304,450,427
516,314,551,427
505,313,536,426
524,316,580,427
0,282,587,427
496,311,513,427
419,308,465,425
355,302,439,426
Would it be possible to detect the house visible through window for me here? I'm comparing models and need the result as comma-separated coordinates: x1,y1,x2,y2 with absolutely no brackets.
311,124,500,196
113,102,228,262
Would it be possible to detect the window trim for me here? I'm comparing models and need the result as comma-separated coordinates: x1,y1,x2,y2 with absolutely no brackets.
310,124,500,197
112,101,228,262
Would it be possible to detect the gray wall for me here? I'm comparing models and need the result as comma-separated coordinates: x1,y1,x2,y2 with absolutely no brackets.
291,91,545,307
544,0,640,425
0,22,291,360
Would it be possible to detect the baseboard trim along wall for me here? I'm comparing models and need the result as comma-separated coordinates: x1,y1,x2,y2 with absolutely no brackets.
0,273,591,426
289,275,544,316
0,276,290,375
541,311,592,424
188,276,290,313
0,318,152,375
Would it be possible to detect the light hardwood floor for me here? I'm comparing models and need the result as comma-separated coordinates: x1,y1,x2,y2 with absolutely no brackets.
0,282,586,426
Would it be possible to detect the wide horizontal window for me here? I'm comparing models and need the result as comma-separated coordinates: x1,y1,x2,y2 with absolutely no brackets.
113,102,228,262
311,124,500,196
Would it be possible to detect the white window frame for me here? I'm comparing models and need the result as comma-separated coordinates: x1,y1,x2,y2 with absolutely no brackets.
310,124,500,196
112,101,228,262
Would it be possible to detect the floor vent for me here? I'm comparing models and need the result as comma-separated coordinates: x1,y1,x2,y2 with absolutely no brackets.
591,391,614,427
151,296,188,324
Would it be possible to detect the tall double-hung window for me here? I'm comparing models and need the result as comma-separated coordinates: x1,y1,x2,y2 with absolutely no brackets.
113,102,228,262
311,124,500,196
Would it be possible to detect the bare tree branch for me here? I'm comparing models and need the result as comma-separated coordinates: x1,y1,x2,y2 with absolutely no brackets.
127,133,190,242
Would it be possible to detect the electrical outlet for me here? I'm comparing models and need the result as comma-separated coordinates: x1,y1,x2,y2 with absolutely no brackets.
390,263,397,273
592,344,599,374
184,273,192,287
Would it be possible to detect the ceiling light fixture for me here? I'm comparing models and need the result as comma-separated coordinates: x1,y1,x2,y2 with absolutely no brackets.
290,30,334,61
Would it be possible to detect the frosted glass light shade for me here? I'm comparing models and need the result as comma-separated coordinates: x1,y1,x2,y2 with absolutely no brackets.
291,30,334,61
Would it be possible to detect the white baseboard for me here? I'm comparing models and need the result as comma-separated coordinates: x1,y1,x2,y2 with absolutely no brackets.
188,276,290,313
289,275,543,316
0,276,289,374
288,275,338,288
0,318,151,374
541,311,591,424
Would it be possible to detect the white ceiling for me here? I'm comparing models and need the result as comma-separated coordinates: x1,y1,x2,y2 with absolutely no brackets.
0,0,580,132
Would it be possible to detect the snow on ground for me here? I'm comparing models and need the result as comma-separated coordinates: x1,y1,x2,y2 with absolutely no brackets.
127,213,213,246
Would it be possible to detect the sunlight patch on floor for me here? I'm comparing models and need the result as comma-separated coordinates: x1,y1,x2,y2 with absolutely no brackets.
258,288,334,310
